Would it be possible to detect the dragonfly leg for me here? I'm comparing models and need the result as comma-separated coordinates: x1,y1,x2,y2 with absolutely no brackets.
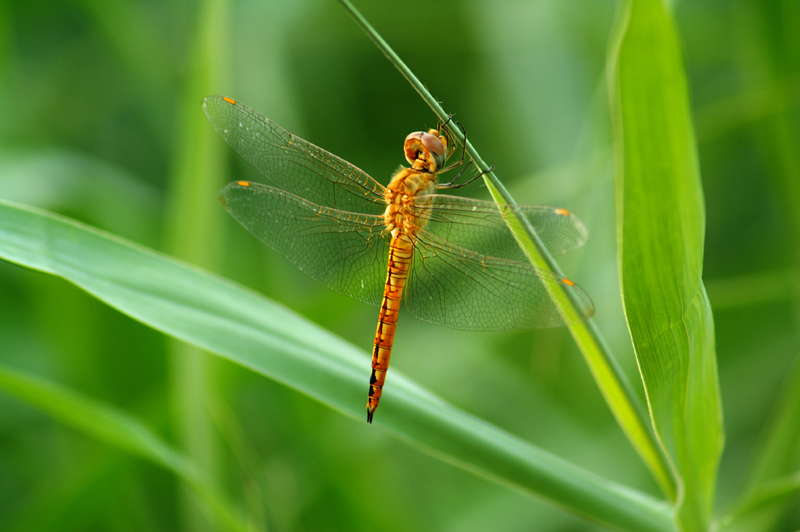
437,164,494,190
437,113,455,131
438,119,467,174
438,115,458,160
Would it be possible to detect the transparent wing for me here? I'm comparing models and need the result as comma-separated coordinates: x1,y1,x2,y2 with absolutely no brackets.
405,230,594,331
220,181,389,305
204,96,387,214
411,195,588,260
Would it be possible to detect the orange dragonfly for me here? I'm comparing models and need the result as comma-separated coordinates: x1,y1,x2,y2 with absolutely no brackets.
203,95,594,423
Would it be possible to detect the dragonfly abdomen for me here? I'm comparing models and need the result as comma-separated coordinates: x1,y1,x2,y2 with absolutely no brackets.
367,235,414,423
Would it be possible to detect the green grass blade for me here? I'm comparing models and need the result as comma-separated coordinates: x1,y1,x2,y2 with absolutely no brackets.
163,0,231,527
336,0,676,500
724,356,800,531
745,356,800,488
716,473,800,532
608,0,724,530
731,3,800,529
0,365,250,532
0,200,673,531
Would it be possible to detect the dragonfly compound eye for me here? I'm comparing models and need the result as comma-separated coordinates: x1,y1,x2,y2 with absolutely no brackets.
404,131,447,172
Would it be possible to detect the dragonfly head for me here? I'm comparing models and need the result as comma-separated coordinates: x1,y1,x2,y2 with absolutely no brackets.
404,130,448,173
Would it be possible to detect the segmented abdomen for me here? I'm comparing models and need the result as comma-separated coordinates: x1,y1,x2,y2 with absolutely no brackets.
366,235,413,423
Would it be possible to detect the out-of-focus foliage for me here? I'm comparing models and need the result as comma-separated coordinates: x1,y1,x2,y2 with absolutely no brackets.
0,0,798,531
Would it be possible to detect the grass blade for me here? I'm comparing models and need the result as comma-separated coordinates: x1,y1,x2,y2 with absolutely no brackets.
608,0,724,529
717,473,800,532
0,200,673,531
163,0,231,527
336,0,676,500
0,365,250,532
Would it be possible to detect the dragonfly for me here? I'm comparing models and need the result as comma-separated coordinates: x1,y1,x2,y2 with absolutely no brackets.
202,95,594,423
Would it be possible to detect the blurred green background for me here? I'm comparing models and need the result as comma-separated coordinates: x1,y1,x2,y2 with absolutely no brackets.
1,0,798,531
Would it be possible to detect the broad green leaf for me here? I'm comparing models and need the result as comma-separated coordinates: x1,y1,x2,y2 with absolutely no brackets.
0,200,673,532
0,365,250,532
608,0,723,530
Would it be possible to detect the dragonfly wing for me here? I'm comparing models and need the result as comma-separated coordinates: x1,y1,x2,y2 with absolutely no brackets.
204,96,387,214
412,195,588,259
405,230,594,331
220,181,389,306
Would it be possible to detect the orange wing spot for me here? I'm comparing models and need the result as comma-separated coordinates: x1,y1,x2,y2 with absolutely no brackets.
237,181,250,187
562,277,575,287
555,208,571,216
222,96,237,105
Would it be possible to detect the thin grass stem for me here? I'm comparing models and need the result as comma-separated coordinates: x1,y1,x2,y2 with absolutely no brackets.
336,0,676,500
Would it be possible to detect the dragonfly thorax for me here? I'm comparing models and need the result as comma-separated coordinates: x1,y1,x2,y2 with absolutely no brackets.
384,167,437,238
404,129,447,173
